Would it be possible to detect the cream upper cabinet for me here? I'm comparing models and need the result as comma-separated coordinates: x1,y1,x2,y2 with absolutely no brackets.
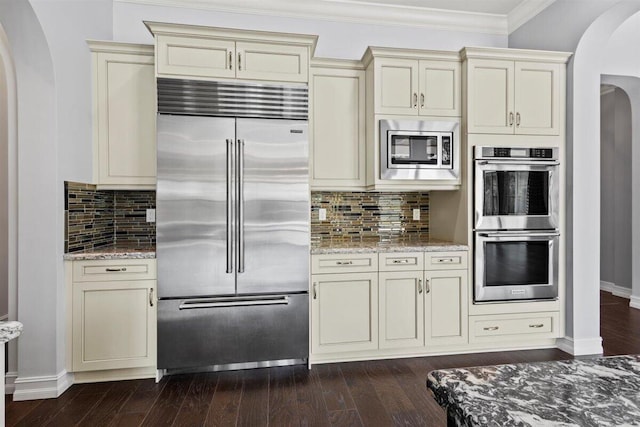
310,60,366,190
424,269,468,346
463,48,570,136
311,272,378,354
147,22,317,83
366,48,461,117
70,259,157,373
89,41,156,190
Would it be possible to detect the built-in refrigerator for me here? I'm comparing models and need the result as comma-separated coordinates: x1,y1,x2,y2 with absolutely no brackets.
155,79,310,371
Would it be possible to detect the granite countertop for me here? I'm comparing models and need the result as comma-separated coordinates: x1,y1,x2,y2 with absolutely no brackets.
311,239,468,254
0,321,22,343
427,355,640,426
63,246,156,260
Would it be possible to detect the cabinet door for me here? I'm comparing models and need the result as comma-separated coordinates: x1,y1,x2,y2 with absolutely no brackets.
375,58,419,115
73,280,156,371
310,67,366,189
418,60,460,117
156,35,235,79
425,269,468,346
514,62,561,135
379,271,424,349
311,273,378,354
95,51,157,188
466,59,514,134
236,42,308,83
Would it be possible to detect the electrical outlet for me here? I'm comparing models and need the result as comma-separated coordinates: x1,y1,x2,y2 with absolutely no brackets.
146,208,156,223
413,208,420,221
319,208,327,221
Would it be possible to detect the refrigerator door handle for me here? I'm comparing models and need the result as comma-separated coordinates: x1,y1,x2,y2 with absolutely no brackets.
226,138,234,274
237,139,245,273
179,295,289,309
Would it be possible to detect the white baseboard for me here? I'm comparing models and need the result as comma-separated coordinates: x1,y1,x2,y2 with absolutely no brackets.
5,371,17,395
556,336,603,356
600,280,632,299
630,295,640,310
13,370,74,401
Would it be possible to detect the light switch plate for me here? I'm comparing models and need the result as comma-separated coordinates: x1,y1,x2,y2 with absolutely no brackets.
146,208,156,223
319,208,327,221
413,208,420,221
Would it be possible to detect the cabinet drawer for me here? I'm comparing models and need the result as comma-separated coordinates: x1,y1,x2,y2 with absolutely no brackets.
378,252,424,271
469,312,559,343
73,259,156,282
311,254,377,274
424,251,468,270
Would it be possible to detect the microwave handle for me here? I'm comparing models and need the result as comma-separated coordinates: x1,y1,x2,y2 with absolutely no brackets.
476,160,560,166
478,231,560,238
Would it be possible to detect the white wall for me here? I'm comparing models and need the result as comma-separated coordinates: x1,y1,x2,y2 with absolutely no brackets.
112,2,507,57
0,32,8,319
602,13,640,76
600,87,632,291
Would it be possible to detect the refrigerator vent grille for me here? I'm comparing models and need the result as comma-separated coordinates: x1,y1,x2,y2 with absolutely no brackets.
157,78,308,120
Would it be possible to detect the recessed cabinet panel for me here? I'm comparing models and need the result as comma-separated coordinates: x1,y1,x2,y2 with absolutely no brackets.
425,269,468,346
379,272,424,348
310,67,366,189
419,60,460,117
237,42,308,82
515,62,560,135
467,60,513,134
157,35,235,79
311,273,378,354
376,58,419,115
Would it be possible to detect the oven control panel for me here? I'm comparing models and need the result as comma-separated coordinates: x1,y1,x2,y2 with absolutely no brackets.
477,146,557,160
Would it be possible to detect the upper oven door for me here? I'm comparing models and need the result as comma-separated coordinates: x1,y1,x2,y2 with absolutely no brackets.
474,160,559,230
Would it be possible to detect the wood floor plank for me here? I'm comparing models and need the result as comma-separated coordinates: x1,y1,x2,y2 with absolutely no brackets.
314,364,356,412
14,384,86,427
268,366,300,426
78,380,143,427
237,368,269,427
293,365,331,427
108,411,147,427
43,391,105,427
141,374,193,427
205,371,243,427
172,373,218,427
339,362,393,427
328,409,363,427
118,378,167,415
5,398,42,426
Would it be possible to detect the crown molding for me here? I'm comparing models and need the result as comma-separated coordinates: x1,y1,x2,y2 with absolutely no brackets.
116,0,510,35
508,0,556,34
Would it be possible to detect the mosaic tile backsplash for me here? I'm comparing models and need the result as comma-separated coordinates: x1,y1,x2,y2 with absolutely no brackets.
311,191,429,246
65,182,156,252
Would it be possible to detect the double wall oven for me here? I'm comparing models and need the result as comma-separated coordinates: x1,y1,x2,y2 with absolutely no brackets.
474,146,560,303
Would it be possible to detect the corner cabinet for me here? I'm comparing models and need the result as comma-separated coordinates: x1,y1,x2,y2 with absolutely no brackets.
146,21,318,83
67,259,157,380
310,59,366,190
88,41,157,190
462,47,571,136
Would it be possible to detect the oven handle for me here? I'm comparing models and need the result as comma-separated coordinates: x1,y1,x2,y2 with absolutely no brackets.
476,160,559,166
478,231,560,238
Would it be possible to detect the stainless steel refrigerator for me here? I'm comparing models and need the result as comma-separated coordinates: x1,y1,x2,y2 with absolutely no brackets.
156,79,310,371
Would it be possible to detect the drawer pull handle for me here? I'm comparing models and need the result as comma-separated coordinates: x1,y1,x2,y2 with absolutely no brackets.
228,51,232,70
336,261,353,266
149,288,154,307
420,93,425,108
313,282,317,300
413,93,418,109
529,323,545,328
105,267,127,272
418,279,423,294
509,112,514,126
392,259,409,264
437,258,455,263
484,326,499,331
238,52,242,71
425,278,430,294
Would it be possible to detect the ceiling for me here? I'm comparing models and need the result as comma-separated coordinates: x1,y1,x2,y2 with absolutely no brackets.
121,0,557,34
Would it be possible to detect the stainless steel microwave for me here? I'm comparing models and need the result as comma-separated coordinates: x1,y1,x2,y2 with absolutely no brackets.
380,119,460,180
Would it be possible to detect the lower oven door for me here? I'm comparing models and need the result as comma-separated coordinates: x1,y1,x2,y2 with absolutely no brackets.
474,230,559,302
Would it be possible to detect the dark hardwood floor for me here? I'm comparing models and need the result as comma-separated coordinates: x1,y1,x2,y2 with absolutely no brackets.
6,291,638,427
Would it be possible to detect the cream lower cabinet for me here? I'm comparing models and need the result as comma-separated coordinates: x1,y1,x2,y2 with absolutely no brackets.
378,271,424,349
311,272,378,354
425,269,468,346
69,259,157,373
88,41,157,189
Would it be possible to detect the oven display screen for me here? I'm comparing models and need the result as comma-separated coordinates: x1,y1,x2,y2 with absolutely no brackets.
484,241,549,286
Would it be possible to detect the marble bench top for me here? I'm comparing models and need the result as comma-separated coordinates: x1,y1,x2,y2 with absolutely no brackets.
427,355,640,426
63,247,156,260
311,239,468,255
0,321,22,343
